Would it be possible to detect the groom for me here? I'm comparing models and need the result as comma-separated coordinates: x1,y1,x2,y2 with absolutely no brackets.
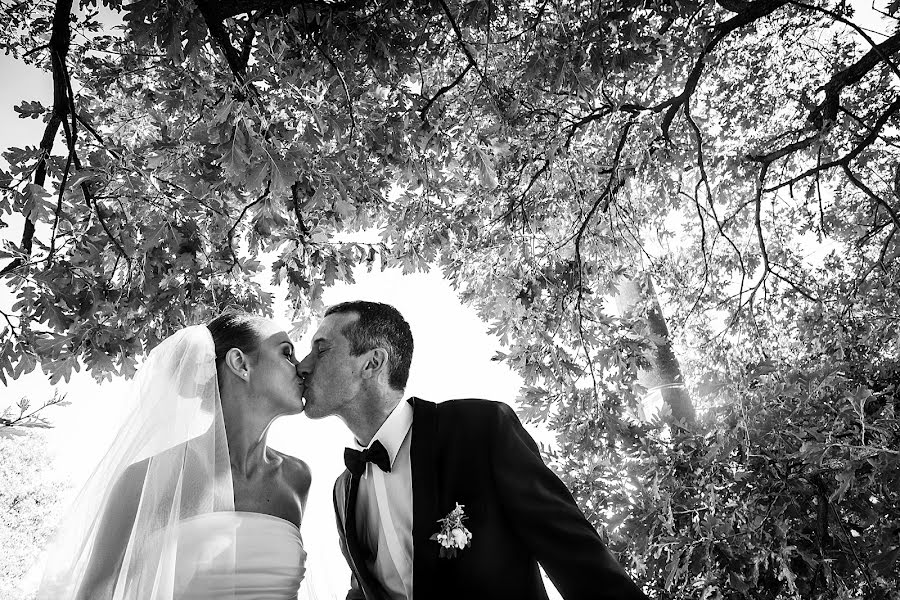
298,301,646,600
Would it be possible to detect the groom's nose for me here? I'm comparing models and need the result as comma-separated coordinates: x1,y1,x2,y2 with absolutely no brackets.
296,353,313,378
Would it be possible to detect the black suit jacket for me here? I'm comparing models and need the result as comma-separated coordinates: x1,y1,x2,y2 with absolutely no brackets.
333,398,646,600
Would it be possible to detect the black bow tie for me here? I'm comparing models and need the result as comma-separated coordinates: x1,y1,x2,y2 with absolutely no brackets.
344,439,391,477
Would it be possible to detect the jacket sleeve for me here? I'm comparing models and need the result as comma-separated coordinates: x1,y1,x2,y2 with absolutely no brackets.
489,402,647,600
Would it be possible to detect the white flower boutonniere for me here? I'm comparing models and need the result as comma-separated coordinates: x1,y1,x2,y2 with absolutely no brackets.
430,503,472,558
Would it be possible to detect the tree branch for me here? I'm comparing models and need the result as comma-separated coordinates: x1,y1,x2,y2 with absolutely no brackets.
227,185,270,270
748,133,820,164
743,162,771,311
203,0,365,21
843,165,900,231
436,0,504,113
789,0,900,82
313,38,356,142
291,181,311,236
767,94,900,191
239,14,258,68
809,30,900,128
197,1,249,80
620,0,789,139
420,63,473,121
0,0,73,278
660,0,789,138
566,119,635,254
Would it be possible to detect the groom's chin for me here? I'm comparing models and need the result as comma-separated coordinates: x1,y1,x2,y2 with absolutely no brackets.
301,401,321,419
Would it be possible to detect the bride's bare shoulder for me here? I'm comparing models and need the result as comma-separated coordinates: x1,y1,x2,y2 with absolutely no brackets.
270,449,312,492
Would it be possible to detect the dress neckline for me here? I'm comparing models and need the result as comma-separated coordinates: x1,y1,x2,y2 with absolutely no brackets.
180,511,301,533
232,511,301,532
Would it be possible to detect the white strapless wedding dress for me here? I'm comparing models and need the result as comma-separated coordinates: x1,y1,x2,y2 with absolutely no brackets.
173,512,307,600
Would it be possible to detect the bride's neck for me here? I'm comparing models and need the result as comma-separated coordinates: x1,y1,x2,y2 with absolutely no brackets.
221,394,274,475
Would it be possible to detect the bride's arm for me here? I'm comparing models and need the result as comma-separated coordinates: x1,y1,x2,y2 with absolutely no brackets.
73,459,148,600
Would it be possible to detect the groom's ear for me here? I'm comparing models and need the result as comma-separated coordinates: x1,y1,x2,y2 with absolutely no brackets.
361,348,389,381
223,347,251,381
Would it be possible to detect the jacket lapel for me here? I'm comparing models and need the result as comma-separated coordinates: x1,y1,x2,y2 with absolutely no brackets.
409,397,439,600
338,471,381,599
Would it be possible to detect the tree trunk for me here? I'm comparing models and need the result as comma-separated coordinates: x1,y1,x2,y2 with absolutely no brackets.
615,274,695,426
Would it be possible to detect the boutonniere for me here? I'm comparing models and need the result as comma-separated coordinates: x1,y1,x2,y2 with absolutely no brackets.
430,502,472,558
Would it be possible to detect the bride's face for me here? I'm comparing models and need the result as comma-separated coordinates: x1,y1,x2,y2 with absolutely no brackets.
245,322,306,416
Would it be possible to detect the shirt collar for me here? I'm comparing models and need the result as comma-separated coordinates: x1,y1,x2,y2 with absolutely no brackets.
351,398,413,468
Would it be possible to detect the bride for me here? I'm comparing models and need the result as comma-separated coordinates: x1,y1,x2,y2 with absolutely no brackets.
36,312,311,599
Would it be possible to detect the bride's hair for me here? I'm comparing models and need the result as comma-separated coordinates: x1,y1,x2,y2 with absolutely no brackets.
207,312,267,364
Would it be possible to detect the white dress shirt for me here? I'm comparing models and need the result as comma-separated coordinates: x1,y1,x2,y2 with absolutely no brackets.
352,399,414,600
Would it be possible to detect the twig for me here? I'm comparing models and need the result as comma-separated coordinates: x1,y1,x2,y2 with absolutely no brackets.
22,42,50,58
314,39,356,143
560,119,635,251
0,391,69,430
0,309,20,339
227,185,270,270
830,504,873,587
496,159,549,225
843,165,900,230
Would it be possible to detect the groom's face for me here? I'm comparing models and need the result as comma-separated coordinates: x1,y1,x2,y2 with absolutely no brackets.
298,311,366,419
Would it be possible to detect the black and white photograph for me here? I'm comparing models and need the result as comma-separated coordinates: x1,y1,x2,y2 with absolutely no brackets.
1,1,898,599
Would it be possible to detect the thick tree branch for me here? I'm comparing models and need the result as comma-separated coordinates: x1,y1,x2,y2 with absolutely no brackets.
789,0,900,82
748,133,819,164
767,94,900,191
564,106,614,149
239,16,258,68
809,30,900,128
196,1,249,80
620,0,789,139
1,0,72,278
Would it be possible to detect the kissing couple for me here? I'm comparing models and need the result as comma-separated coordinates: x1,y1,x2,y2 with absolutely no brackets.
36,301,646,600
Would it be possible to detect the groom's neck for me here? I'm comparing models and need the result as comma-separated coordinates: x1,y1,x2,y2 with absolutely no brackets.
347,390,404,447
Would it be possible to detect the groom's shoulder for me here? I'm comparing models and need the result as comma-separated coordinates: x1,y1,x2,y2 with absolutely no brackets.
432,398,518,423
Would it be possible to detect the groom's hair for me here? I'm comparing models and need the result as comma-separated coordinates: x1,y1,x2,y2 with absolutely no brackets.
325,301,413,391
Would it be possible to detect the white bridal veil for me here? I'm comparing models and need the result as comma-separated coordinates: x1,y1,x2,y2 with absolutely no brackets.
36,325,236,600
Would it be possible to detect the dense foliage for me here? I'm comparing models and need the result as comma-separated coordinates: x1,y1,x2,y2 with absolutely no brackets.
1,0,898,597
